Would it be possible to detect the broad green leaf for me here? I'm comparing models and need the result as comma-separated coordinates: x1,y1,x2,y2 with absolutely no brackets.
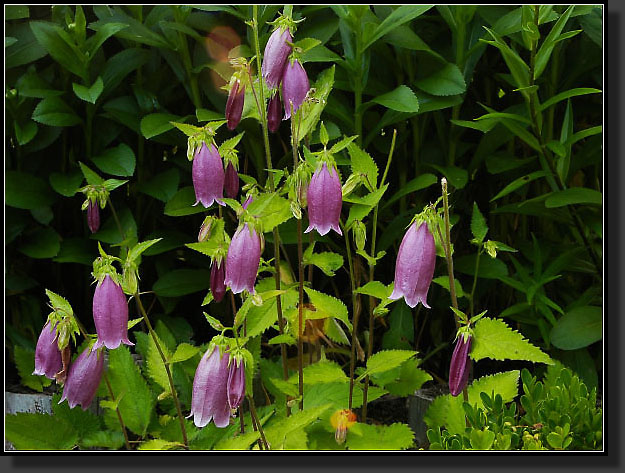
92,143,136,177
471,202,488,244
214,430,260,450
6,5,29,20
264,404,331,450
354,281,392,300
106,346,155,437
371,85,420,113
415,62,466,96
544,188,602,208
346,422,415,450
302,245,344,277
14,121,38,146
471,317,553,364
346,142,378,190
5,413,77,450
304,287,352,331
382,303,414,350
490,171,550,201
288,360,349,385
550,306,602,350
539,87,602,112
19,227,61,259
164,187,207,217
101,47,151,93
138,439,181,451
6,22,47,69
245,279,299,338
53,238,95,265
32,97,81,127
72,76,104,104
6,171,56,209
85,22,129,59
90,206,136,245
145,332,171,393
153,269,210,297
431,276,465,298
137,168,180,202
360,350,417,379
382,173,437,208
29,21,86,79
371,358,432,396
140,113,180,139
170,343,200,364
245,192,293,232
363,5,433,50
49,170,83,197
470,429,496,450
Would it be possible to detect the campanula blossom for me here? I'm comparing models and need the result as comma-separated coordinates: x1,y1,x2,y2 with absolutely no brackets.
192,142,225,208
59,346,104,410
210,259,227,303
92,275,133,350
190,346,232,428
305,162,342,236
33,322,63,380
224,161,240,199
224,223,261,294
389,221,436,308
449,334,472,396
225,79,245,130
227,356,245,411
262,27,292,89
267,92,282,133
87,200,100,233
282,58,310,119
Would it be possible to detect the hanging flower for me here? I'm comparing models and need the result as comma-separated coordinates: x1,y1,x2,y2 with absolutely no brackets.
267,92,283,133
225,79,245,130
59,346,104,410
92,275,133,350
210,259,227,303
262,27,293,89
330,409,357,444
305,162,342,236
224,161,240,199
449,334,472,396
190,345,232,428
32,322,63,380
389,221,436,308
227,356,246,411
192,142,225,208
282,58,310,119
87,200,100,233
224,223,261,294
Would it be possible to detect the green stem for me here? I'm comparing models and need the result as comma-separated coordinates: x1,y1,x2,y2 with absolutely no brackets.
361,129,396,422
469,249,482,318
344,222,360,411
134,292,188,449
175,8,201,110
247,395,269,450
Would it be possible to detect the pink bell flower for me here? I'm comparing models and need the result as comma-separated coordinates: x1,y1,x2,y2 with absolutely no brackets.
192,142,225,208
224,223,261,294
262,27,292,89
59,346,104,410
92,275,133,350
32,322,63,380
305,162,343,236
282,59,310,119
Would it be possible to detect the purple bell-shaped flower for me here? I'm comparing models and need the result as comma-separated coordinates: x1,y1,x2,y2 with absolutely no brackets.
262,27,292,89
224,223,261,294
210,259,227,303
87,200,100,233
92,275,133,350
389,221,436,308
449,334,472,397
192,142,225,208
59,346,104,410
282,59,310,120
305,162,343,236
32,322,63,380
190,346,232,428
227,356,246,411
242,195,254,210
224,161,240,199
225,79,245,130
267,92,283,133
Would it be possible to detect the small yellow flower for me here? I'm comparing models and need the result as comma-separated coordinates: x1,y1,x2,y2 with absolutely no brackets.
330,409,357,444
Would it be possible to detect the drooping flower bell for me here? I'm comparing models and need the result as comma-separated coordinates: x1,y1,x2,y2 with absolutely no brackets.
190,345,232,428
192,142,225,208
227,356,246,411
92,274,133,350
305,162,343,236
225,79,245,130
210,259,227,303
87,200,100,233
224,161,240,199
262,27,293,89
331,409,357,444
389,221,436,308
59,346,104,410
224,223,261,294
449,334,472,397
267,92,283,133
33,322,63,380
282,58,310,120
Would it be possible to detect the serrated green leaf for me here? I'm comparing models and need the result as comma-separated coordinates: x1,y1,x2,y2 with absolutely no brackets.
138,439,181,451
72,76,104,104
363,5,433,50
288,360,349,385
371,85,419,113
346,422,415,450
360,350,417,379
302,245,344,277
32,96,81,127
14,346,52,392
471,317,553,364
304,287,352,331
354,281,392,300
264,404,331,450
471,202,488,244
415,62,466,96
170,343,200,364
214,430,261,450
92,143,136,177
5,412,78,450
297,66,335,142
78,161,104,185
245,192,292,232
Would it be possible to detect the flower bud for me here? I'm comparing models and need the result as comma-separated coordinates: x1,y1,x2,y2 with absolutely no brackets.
33,322,63,380
449,334,472,397
330,409,357,444
192,142,225,208
59,347,104,410
282,59,310,120
389,221,436,308
227,357,245,411
87,200,100,233
267,92,283,133
242,195,254,210
210,259,227,303
224,223,261,294
191,346,232,428
224,161,240,199
354,220,367,252
198,216,214,242
262,27,292,89
305,162,343,236
225,79,245,130
92,275,133,350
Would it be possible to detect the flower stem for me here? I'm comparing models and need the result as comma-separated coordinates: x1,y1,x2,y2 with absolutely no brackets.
361,129,397,423
134,291,188,449
247,394,269,450
344,222,360,411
